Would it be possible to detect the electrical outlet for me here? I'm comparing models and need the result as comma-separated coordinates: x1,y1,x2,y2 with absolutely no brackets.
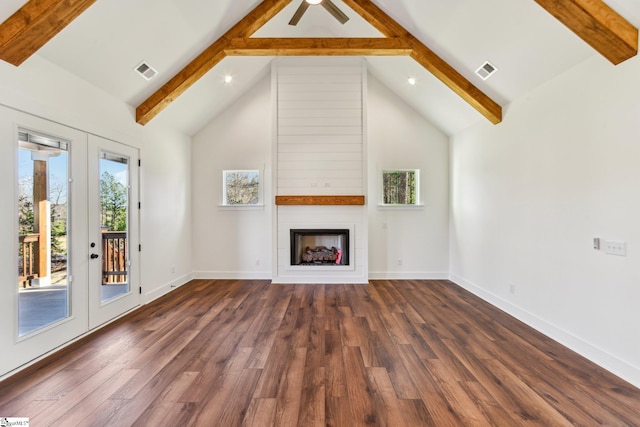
382,222,387,229
603,240,626,256
509,284,516,294
397,258,403,266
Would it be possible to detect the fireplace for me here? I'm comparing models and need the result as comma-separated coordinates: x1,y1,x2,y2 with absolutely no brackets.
290,229,349,266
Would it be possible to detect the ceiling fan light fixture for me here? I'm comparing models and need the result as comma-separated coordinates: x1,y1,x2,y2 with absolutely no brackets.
289,0,348,26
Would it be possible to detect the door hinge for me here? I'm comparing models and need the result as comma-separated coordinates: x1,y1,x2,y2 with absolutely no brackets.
138,244,142,252
138,202,141,209
139,287,142,294
138,159,141,167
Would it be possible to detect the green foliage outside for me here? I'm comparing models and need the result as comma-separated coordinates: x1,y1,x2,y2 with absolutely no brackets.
100,171,128,231
383,170,416,205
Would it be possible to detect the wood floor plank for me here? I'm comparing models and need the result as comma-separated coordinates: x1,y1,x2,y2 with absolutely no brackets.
422,358,492,426
1,279,638,426
392,341,466,427
325,396,353,427
366,366,413,426
242,397,277,426
272,347,307,426
50,368,140,427
189,347,256,426
297,366,325,427
29,356,140,425
74,397,129,427
305,314,325,369
342,346,378,426
461,380,522,427
129,371,199,427
325,329,347,398
112,327,200,399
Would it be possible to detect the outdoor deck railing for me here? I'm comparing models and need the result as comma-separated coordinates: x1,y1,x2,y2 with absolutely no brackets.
102,231,128,285
18,232,127,286
19,233,40,287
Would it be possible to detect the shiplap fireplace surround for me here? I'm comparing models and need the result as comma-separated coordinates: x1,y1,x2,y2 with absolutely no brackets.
272,58,368,284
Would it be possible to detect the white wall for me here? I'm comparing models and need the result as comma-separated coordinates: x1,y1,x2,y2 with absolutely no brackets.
190,64,451,282
450,54,640,387
191,75,273,279
368,75,450,279
273,58,368,284
276,58,365,196
0,55,192,376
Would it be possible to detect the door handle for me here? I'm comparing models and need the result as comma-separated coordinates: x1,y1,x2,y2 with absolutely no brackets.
90,253,99,259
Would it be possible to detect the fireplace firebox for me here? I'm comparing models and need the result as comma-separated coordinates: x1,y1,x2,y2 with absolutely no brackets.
290,229,349,266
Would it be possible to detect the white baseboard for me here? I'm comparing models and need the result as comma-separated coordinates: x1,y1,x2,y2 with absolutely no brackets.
449,273,640,389
368,271,449,280
192,271,273,280
143,272,194,304
271,276,369,284
193,271,449,282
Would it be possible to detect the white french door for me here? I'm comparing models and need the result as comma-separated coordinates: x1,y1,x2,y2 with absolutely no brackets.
87,135,140,329
3,110,141,378
7,114,89,376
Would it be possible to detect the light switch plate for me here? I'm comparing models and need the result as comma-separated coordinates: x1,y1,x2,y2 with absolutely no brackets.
603,240,626,256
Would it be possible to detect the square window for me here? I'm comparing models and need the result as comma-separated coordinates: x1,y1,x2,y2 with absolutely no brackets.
223,170,260,206
382,169,419,205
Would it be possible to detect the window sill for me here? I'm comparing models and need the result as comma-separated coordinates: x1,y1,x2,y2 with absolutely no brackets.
376,204,425,211
219,204,265,211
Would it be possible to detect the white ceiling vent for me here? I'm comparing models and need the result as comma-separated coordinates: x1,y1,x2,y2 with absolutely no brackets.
134,61,158,81
475,61,497,80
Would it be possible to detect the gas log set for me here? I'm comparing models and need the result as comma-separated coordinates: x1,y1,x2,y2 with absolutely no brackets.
301,246,343,264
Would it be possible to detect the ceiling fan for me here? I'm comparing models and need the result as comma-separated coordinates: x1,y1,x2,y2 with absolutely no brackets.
288,0,350,26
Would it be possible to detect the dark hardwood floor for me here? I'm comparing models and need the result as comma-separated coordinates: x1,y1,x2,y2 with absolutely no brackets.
1,279,638,426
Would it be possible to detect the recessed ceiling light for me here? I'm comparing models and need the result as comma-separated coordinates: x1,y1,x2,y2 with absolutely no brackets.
475,61,498,80
133,61,158,81
224,74,233,84
306,0,322,4
407,77,417,86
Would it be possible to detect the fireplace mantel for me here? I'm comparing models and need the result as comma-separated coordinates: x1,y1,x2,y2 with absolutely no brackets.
275,195,365,206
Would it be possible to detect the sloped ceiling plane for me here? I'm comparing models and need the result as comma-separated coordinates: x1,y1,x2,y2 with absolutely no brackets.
0,0,636,133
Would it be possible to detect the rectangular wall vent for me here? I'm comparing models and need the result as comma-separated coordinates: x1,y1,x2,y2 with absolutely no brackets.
475,61,497,80
134,61,158,81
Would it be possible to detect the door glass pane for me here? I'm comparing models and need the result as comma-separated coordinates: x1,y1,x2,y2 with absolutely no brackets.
18,132,70,336
100,152,129,303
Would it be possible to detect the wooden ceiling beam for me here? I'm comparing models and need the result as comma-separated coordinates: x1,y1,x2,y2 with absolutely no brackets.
533,0,637,65
410,48,502,125
0,0,96,66
135,0,293,126
342,0,502,124
225,38,412,56
136,0,503,126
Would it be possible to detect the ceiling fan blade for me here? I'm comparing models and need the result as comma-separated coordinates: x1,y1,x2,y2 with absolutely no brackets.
289,1,311,26
321,0,350,25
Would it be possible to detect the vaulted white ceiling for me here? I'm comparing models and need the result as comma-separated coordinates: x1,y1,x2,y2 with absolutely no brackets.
1,0,639,136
